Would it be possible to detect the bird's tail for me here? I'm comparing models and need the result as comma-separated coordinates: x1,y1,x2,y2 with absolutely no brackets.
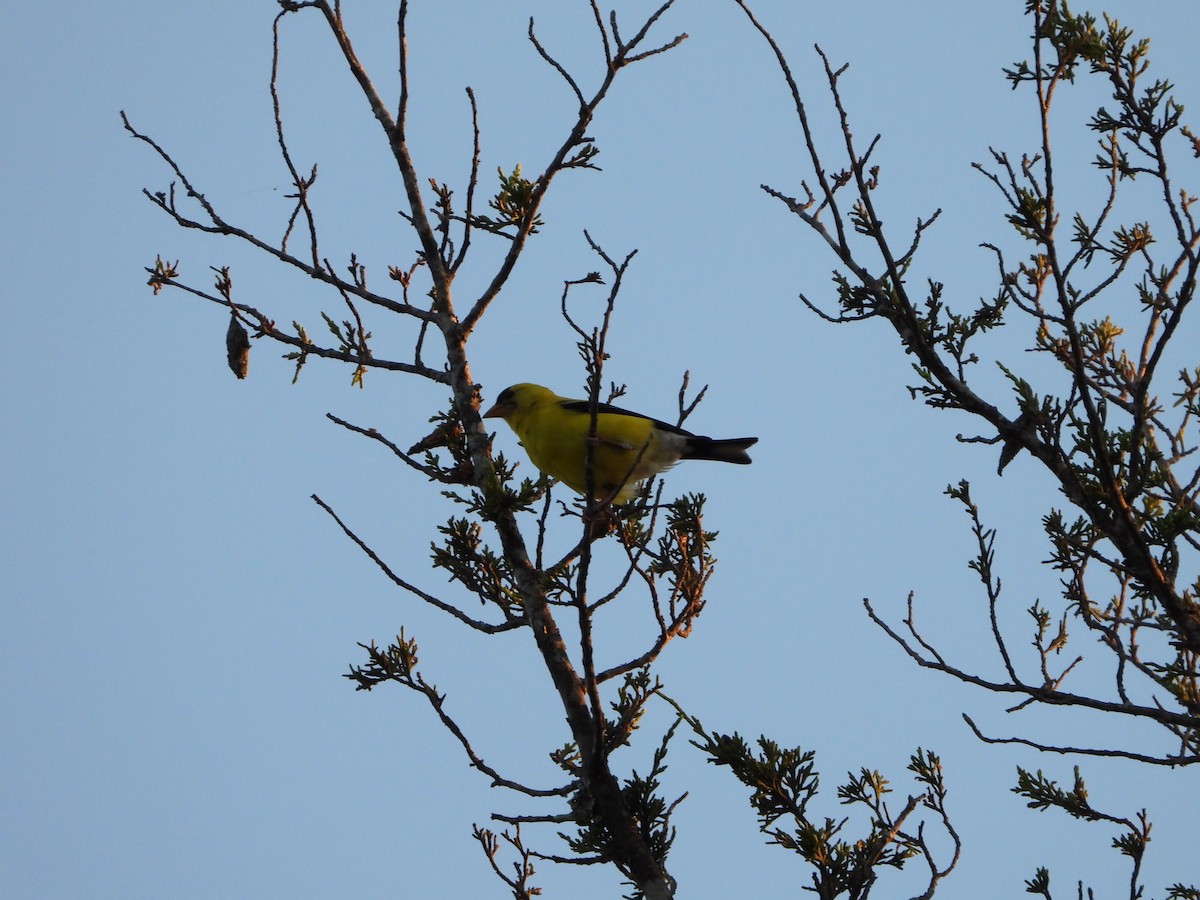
683,436,758,465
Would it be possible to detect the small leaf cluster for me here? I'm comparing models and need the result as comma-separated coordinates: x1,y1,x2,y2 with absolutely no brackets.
431,517,521,611
1012,766,1198,899
472,164,545,234
641,494,715,621
563,713,682,896
344,628,420,692
675,706,955,900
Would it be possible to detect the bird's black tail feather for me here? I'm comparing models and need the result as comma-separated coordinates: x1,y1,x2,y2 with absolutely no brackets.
683,436,757,465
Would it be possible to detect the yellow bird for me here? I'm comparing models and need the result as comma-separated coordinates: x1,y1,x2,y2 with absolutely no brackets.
483,383,757,503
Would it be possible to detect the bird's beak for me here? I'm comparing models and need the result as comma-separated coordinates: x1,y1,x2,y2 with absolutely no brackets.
482,401,502,419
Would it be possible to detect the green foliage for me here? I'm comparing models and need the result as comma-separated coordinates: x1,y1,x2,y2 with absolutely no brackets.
747,0,1199,894
1010,766,1190,899
431,517,521,610
671,698,956,900
344,628,420,691
320,310,371,387
472,164,545,234
563,140,601,170
146,254,178,295
1024,866,1051,897
805,0,1200,750
1004,1,1105,87
1015,767,1103,821
563,711,683,899
699,731,819,833
283,320,312,383
641,494,715,622
606,669,660,752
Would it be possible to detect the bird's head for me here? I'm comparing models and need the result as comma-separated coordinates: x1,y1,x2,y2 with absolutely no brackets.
482,383,554,422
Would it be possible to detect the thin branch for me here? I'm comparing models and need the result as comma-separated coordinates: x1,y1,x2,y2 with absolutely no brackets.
866,598,1200,734
414,672,573,796
963,714,1200,767
147,275,444,380
528,16,586,110
272,8,320,266
457,2,686,341
122,112,437,325
324,413,467,481
313,494,521,634
450,86,482,274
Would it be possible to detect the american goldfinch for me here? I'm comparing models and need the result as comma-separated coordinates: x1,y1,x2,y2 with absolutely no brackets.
483,383,757,503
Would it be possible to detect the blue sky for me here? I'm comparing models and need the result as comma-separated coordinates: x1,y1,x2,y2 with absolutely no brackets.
4,1,1198,896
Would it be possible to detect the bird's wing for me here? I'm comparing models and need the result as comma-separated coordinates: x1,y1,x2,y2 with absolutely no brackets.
557,397,691,437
